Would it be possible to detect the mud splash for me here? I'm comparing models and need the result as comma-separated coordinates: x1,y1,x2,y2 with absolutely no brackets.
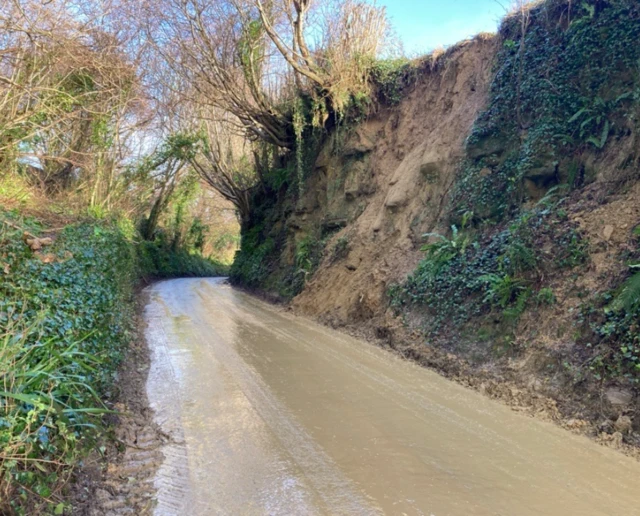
145,278,640,516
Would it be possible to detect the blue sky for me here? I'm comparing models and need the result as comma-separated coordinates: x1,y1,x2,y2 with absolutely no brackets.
378,0,510,54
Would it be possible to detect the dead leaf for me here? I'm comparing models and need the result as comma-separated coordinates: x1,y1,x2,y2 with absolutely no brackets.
35,252,57,264
26,237,42,251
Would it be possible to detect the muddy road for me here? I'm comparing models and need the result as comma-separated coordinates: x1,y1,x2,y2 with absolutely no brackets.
144,278,640,516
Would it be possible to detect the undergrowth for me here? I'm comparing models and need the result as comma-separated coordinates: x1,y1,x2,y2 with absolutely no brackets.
0,208,223,514
578,225,640,382
0,213,136,514
390,193,586,341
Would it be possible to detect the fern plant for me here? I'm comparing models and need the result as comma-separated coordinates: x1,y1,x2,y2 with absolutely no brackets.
568,92,633,149
479,273,527,309
610,269,640,313
420,211,474,273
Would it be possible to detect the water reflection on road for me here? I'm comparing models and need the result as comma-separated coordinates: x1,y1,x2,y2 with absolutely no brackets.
145,278,640,516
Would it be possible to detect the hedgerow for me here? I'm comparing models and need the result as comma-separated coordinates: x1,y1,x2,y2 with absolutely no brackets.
0,209,223,514
0,213,137,514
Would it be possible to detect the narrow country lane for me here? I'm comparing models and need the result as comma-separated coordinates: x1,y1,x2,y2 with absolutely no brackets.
144,278,640,516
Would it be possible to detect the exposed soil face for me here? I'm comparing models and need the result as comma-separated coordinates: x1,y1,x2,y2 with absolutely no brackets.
72,292,162,515
291,36,498,324
256,34,640,457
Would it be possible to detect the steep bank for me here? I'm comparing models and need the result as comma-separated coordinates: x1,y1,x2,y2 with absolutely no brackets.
291,35,497,324
232,0,640,452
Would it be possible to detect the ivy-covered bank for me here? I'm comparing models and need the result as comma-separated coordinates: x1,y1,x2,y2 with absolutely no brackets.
390,195,588,341
0,210,223,514
451,0,640,220
392,0,640,378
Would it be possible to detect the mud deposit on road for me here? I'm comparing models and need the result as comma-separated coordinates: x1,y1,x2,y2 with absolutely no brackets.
73,294,163,515
144,278,640,516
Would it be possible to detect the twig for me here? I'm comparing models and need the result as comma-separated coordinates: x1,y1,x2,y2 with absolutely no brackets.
1,219,37,239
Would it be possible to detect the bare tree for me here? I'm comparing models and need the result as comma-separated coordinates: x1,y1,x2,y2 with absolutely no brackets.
149,0,388,150
253,0,388,112
148,0,295,148
0,0,149,205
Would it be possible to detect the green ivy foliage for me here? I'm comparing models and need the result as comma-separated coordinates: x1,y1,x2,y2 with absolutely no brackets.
451,0,640,220
0,213,137,513
370,58,420,106
390,204,586,334
137,238,225,279
0,209,224,513
230,185,327,300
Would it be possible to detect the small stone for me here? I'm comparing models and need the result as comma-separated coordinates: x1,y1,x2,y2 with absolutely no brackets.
603,225,614,241
566,418,584,430
614,415,633,435
605,387,633,406
611,431,624,448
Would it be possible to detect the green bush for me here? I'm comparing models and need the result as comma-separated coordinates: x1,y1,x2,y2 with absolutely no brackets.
137,239,225,279
370,58,420,105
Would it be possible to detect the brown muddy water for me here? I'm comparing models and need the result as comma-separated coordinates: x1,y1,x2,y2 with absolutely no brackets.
144,278,640,516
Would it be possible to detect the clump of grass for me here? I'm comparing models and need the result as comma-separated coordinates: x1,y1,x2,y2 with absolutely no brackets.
0,314,111,515
0,174,33,207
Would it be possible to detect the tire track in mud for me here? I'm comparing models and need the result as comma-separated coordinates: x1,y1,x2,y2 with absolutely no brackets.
73,294,164,516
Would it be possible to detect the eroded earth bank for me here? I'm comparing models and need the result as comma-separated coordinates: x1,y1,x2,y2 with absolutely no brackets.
230,0,640,453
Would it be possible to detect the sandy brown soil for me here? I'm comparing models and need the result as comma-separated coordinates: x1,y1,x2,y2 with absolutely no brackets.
290,35,498,324
72,292,162,515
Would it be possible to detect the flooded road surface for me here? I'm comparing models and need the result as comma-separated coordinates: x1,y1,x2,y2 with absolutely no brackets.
145,278,640,516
